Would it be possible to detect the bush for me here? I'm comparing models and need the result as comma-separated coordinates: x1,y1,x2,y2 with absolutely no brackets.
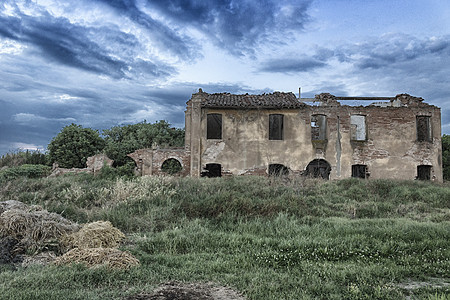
0,164,51,182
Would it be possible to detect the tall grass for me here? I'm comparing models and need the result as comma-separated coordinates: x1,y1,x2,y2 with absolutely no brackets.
0,175,449,299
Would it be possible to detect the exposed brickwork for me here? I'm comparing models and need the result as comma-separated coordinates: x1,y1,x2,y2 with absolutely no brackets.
127,148,190,176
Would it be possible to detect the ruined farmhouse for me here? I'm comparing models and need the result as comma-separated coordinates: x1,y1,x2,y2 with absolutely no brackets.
128,89,443,182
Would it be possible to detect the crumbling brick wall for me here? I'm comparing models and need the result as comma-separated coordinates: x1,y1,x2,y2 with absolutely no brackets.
127,148,190,177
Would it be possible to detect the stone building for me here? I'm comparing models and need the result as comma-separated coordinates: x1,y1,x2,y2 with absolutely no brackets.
128,89,443,182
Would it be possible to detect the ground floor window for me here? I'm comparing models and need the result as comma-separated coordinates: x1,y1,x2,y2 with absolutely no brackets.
352,164,367,179
417,165,431,180
268,164,289,176
201,163,222,177
305,159,331,180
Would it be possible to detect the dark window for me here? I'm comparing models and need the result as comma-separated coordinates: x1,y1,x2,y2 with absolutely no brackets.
350,115,366,141
352,164,367,179
417,116,431,142
417,165,431,180
305,159,331,180
269,114,283,140
161,158,182,175
268,164,289,176
311,115,327,140
207,114,222,139
201,163,222,177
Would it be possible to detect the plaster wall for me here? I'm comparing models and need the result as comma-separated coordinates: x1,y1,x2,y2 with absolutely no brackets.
195,105,442,181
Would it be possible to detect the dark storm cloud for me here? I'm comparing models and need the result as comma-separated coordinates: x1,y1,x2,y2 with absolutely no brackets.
0,7,175,79
259,57,326,73
94,0,197,60
146,0,312,56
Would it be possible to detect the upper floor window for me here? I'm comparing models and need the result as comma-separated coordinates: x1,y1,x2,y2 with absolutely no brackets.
350,115,366,141
207,113,222,139
269,114,283,140
311,114,327,141
416,116,431,142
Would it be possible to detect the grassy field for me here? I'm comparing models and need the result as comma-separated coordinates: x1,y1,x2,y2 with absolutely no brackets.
0,174,449,299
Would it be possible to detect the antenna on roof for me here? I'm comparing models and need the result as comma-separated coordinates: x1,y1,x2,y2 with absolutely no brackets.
299,87,301,98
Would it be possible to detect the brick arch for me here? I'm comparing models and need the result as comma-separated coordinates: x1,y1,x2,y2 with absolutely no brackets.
160,157,183,175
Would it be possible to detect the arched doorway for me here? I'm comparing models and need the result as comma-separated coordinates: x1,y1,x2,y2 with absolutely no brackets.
268,164,289,176
161,158,183,175
305,159,331,180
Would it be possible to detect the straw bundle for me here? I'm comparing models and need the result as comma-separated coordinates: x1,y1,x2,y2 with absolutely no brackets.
0,205,80,254
54,247,139,269
61,221,125,249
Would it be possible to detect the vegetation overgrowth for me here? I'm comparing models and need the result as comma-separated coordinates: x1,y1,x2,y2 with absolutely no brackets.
0,174,449,299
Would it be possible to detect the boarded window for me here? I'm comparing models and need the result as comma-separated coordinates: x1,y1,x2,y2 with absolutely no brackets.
311,115,327,140
201,163,222,177
417,116,431,142
350,115,366,141
269,114,283,140
305,159,331,180
207,114,222,139
417,165,431,180
352,164,367,179
268,164,289,176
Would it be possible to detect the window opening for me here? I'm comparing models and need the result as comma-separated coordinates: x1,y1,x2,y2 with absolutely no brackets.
305,159,331,180
352,164,367,179
161,158,182,175
417,165,431,180
311,115,327,140
269,114,283,140
350,115,366,141
268,164,289,176
416,116,431,142
201,163,222,178
207,114,222,139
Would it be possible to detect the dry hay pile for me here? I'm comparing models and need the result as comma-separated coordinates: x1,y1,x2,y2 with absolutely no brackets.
61,220,125,250
57,221,139,269
0,200,29,213
0,201,80,258
0,201,139,270
54,247,139,270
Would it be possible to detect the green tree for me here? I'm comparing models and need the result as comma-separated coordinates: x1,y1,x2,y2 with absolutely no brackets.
48,124,105,168
103,120,184,166
443,134,450,181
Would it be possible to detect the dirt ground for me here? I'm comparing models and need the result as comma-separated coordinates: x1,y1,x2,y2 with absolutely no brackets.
125,281,246,300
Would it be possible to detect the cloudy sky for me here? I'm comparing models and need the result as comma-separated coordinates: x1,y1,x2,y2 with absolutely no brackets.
1,0,449,154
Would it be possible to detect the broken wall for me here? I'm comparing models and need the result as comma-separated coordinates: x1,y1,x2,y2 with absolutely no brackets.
127,148,190,177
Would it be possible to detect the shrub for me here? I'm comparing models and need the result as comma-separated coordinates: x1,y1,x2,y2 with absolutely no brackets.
0,164,51,182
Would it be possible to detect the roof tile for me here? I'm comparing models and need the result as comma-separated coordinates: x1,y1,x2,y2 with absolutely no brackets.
201,92,305,109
